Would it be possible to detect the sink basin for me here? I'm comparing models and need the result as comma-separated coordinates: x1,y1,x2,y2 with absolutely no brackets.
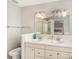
50,40,64,44
46,37,64,44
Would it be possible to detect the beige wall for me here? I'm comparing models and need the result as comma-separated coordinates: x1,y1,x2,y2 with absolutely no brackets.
21,0,72,34
7,1,21,59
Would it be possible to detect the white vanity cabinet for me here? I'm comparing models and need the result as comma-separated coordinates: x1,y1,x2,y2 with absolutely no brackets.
25,46,35,59
58,52,72,59
22,42,72,59
45,45,72,59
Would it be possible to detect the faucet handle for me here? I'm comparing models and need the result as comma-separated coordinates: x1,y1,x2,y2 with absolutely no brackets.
48,35,53,40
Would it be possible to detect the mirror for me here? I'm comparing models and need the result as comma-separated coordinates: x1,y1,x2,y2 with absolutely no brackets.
35,9,71,35
54,20,64,35
35,11,51,34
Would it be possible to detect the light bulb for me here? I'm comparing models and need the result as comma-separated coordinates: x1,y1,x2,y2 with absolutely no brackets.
62,11,67,17
62,10,69,17
35,11,46,19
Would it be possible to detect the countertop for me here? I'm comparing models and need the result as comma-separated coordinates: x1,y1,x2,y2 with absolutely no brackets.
22,34,72,48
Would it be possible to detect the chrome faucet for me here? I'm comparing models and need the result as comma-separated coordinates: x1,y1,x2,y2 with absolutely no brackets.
48,34,53,40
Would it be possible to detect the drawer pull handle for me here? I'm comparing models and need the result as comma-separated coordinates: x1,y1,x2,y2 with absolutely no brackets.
49,54,52,56
38,52,40,54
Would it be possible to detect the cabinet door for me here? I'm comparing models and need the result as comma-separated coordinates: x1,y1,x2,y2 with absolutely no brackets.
58,52,72,59
45,50,57,59
35,48,44,57
25,46,35,59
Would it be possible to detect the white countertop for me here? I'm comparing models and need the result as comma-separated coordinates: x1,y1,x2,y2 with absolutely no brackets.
22,34,72,48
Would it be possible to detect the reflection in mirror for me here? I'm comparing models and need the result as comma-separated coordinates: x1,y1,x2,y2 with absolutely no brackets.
51,9,70,35
54,20,64,35
35,11,51,34
35,9,71,35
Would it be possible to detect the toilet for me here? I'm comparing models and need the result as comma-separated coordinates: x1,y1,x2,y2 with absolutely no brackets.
9,47,21,59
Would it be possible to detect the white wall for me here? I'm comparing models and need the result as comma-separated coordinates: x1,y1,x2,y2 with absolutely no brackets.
21,0,72,34
7,1,21,59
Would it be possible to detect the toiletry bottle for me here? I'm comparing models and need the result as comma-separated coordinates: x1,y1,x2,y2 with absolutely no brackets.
37,32,41,40
32,33,37,39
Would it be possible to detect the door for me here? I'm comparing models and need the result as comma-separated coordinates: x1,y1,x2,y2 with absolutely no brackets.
25,46,35,59
58,52,72,59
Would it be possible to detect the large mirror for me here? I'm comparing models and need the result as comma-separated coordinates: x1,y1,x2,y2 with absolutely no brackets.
35,9,71,35
35,11,51,34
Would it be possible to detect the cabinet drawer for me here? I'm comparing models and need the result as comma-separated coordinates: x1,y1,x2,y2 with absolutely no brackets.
35,56,44,59
46,46,72,52
45,50,57,59
25,42,45,49
35,49,44,57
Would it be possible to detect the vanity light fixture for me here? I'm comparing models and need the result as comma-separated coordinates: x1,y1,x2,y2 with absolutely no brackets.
35,11,52,21
35,11,46,19
35,9,69,20
51,9,70,18
62,10,69,17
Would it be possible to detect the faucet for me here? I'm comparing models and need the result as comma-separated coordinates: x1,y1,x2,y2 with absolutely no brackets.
48,34,53,40
56,36,61,41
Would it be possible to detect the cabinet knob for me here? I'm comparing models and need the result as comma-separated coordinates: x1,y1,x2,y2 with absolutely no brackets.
57,53,59,55
32,49,34,51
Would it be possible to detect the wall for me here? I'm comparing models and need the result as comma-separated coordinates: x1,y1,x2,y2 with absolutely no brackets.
7,1,21,59
21,0,72,34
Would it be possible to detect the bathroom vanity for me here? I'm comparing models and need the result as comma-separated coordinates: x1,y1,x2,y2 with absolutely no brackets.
21,34,72,59
21,9,72,59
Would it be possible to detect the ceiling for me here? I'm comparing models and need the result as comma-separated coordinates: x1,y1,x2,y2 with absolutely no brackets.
8,0,60,7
